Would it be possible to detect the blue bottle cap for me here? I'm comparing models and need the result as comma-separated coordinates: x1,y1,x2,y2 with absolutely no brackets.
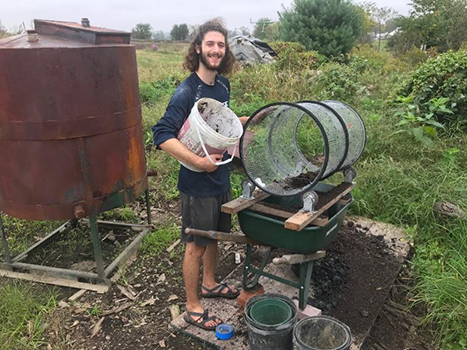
215,323,234,340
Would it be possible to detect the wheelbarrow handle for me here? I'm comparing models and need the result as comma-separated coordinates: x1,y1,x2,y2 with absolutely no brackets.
184,228,263,245
272,251,326,265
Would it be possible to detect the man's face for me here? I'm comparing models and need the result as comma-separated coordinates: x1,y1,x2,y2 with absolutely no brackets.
197,31,226,71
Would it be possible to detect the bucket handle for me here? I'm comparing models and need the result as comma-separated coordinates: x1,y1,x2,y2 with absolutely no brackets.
194,120,236,166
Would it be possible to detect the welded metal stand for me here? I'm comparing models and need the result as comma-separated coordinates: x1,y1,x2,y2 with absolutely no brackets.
242,244,324,310
0,192,152,292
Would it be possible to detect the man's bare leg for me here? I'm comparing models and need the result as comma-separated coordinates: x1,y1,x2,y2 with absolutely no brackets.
201,241,238,295
183,242,220,327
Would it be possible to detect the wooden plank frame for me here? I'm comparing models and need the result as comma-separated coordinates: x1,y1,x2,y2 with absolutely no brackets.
284,183,355,231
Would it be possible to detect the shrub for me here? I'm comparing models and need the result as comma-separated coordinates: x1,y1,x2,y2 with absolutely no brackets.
393,50,467,124
270,41,325,72
313,62,363,104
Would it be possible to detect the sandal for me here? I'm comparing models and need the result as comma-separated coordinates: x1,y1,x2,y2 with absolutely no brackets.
183,308,222,331
201,283,240,299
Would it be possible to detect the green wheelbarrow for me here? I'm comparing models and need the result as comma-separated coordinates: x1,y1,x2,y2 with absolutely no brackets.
186,182,353,310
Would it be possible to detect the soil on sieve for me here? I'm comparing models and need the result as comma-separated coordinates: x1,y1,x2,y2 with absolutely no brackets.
274,170,319,191
42,214,435,350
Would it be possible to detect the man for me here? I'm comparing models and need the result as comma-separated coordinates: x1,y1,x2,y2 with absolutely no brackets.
152,20,248,331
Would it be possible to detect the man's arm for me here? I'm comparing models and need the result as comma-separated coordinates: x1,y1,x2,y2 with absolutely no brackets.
159,138,223,173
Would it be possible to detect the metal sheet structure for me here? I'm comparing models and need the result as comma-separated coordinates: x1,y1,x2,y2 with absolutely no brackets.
0,20,148,221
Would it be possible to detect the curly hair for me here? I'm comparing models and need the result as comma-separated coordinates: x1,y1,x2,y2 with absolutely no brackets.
183,20,235,75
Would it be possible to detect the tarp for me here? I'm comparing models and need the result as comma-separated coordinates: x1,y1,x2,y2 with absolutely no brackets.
228,35,277,65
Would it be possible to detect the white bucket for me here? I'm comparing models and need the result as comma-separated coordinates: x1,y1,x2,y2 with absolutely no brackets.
177,98,243,172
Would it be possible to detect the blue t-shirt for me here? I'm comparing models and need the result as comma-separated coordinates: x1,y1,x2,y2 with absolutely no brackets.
152,73,231,198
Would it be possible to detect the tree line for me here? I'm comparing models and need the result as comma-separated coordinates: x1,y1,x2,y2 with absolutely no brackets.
131,0,467,56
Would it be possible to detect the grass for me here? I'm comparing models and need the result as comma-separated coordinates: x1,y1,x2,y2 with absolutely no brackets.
0,282,57,350
140,222,180,257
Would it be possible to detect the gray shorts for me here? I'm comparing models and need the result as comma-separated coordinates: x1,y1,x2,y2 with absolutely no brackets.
180,191,232,246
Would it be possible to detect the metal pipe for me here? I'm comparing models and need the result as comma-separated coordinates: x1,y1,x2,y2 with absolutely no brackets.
0,216,11,264
89,212,105,279
8,262,101,281
104,227,150,278
145,189,152,225
12,221,69,262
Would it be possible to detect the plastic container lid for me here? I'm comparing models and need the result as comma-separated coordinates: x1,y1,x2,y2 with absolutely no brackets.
216,324,234,340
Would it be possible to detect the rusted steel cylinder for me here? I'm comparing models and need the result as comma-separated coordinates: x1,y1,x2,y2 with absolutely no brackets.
0,20,147,221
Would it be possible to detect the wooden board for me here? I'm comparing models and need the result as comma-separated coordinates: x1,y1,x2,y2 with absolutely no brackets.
221,191,269,214
285,183,355,231
249,203,329,226
185,228,263,245
0,270,109,293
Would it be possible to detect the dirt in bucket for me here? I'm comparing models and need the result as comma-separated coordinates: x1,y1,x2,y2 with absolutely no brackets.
198,99,240,136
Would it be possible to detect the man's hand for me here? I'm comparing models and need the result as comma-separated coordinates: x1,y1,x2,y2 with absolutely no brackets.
196,154,223,172
238,116,249,126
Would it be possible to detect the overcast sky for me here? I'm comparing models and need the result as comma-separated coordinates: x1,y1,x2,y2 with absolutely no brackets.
1,0,412,33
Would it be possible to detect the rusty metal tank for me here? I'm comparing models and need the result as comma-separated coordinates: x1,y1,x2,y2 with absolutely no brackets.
0,19,148,221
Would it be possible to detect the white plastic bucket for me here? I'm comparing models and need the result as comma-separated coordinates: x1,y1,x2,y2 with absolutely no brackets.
177,98,243,172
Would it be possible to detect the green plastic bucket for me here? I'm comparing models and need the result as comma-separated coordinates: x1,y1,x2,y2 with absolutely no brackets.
250,298,293,327
245,294,297,350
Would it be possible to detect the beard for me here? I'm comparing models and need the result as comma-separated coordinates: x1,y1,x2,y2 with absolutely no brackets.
199,47,224,71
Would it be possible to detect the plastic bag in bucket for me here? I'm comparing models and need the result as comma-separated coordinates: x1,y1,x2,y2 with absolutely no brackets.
177,98,243,172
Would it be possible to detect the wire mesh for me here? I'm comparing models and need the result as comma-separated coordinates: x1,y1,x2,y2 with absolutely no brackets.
240,101,365,197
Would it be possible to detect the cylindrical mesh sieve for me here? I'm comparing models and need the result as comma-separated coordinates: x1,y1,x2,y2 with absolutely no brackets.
240,101,366,197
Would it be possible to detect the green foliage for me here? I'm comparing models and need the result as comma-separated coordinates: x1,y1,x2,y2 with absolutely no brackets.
132,23,153,40
0,215,59,256
394,50,467,124
313,62,363,104
269,41,325,71
279,0,365,57
393,95,449,147
395,46,428,66
170,24,189,41
139,76,179,106
99,206,138,223
0,282,57,349
140,222,179,256
388,0,467,53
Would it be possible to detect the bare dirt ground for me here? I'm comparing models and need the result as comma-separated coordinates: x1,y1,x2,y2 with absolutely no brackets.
38,199,436,350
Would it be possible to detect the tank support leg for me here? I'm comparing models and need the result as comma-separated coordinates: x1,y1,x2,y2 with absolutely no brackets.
298,261,314,310
145,189,152,225
89,212,105,279
0,216,11,264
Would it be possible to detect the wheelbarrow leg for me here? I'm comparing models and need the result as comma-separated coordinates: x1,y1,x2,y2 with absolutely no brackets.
243,244,273,289
298,261,314,310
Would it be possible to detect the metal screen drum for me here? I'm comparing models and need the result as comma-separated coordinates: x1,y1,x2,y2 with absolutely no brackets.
240,100,366,197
